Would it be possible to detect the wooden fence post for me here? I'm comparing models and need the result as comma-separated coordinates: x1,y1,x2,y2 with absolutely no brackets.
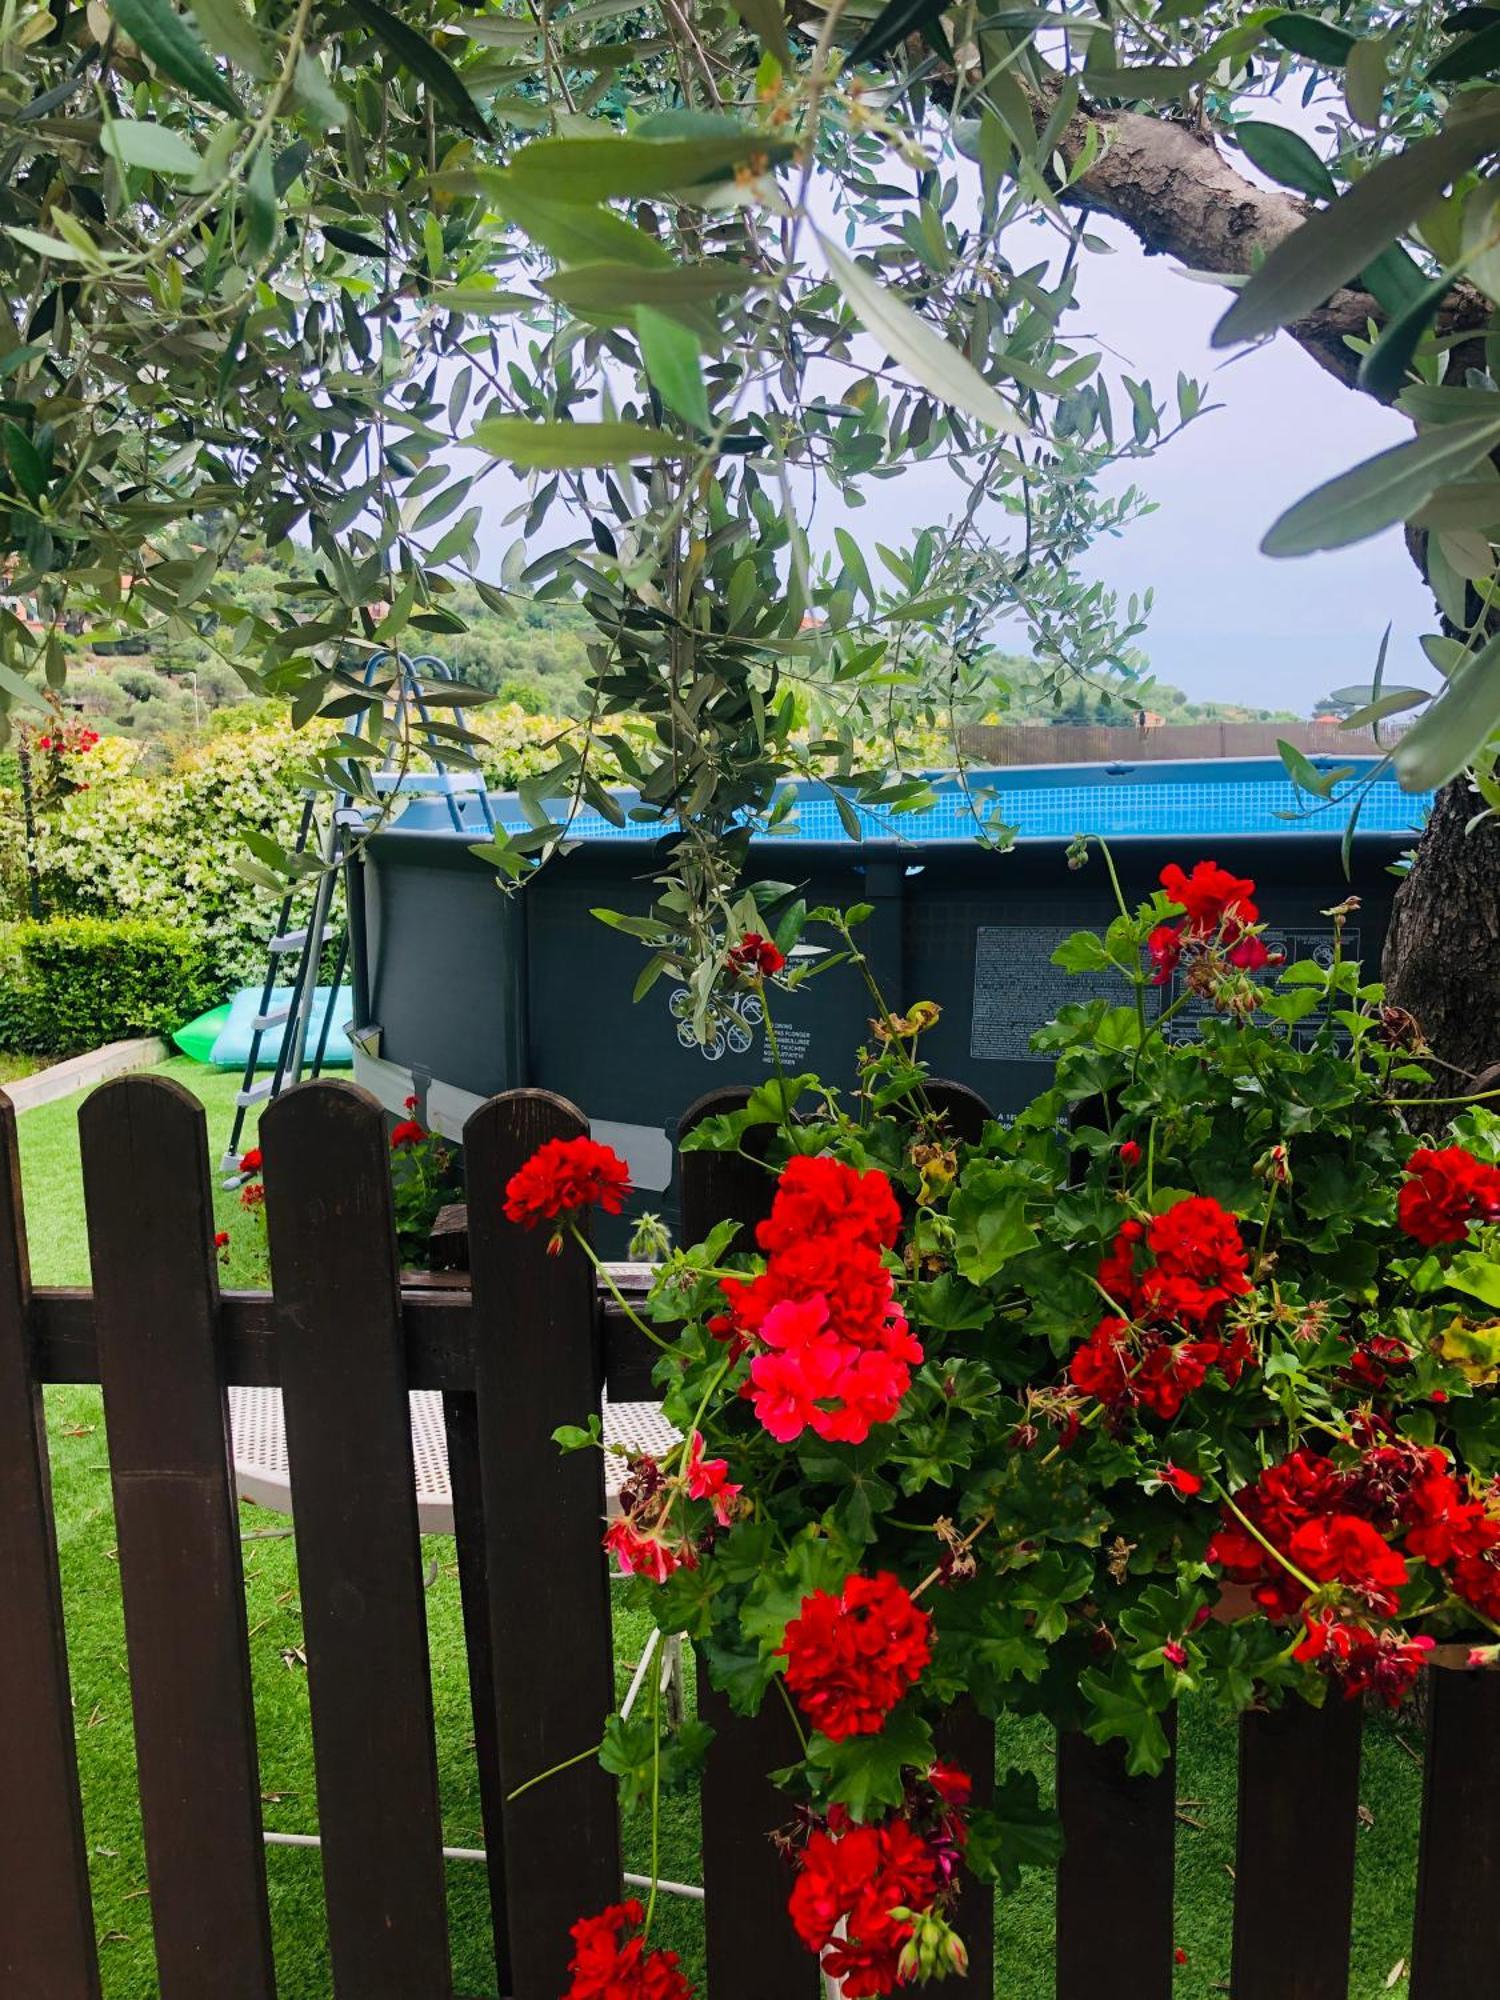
80,1076,277,1999
464,1088,619,2000
0,1092,100,2000
679,1087,822,2000
1055,1720,1176,1999
261,1080,452,2000
1232,1696,1361,1999
1410,1666,1500,1995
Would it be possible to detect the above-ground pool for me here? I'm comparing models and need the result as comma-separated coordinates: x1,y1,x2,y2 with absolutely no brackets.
478,755,1432,848
349,757,1431,1241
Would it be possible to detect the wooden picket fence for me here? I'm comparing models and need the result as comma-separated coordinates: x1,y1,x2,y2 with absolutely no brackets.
1,1071,1499,1999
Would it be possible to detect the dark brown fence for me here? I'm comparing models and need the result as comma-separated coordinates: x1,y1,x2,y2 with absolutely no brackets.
1,1072,1498,1999
954,721,1401,766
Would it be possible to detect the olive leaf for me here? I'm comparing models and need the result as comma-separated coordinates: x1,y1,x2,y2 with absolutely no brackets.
468,418,682,467
1261,412,1500,557
109,0,242,114
1215,110,1500,346
818,229,1030,438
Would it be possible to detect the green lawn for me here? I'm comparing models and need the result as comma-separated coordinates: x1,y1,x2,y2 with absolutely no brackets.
27,1061,1424,1997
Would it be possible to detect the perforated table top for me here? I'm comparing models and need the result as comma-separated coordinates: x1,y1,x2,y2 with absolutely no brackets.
228,1385,679,1533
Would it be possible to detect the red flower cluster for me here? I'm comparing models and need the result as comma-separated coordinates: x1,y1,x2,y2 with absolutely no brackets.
1208,1443,1500,1689
1206,1448,1409,1621
779,1570,931,1741
566,1900,695,2000
789,1812,941,1997
1147,860,1271,985
725,931,786,980
34,724,99,755
1070,1197,1254,1418
389,1118,425,1150
1294,1613,1434,1705
1398,1146,1500,1247
237,1146,265,1212
722,1155,920,1445
504,1136,632,1228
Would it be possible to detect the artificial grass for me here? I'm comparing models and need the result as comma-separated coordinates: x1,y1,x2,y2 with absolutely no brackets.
26,1061,1424,1996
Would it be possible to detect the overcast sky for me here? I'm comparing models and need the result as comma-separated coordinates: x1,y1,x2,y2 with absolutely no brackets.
458,142,1438,720
1067,221,1435,712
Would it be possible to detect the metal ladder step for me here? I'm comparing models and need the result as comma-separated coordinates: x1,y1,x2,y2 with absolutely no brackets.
268,928,308,955
251,1005,291,1032
235,1079,275,1110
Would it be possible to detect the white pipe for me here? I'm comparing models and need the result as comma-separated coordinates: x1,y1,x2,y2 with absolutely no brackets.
261,1830,704,1902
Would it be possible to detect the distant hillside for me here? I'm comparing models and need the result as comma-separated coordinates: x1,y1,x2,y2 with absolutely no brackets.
55,544,1294,745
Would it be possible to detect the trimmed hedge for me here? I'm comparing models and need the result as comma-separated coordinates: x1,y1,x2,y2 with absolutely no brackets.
0,916,215,1056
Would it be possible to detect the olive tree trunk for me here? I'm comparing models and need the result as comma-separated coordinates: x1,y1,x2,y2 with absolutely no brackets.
1035,96,1500,1096
1382,781,1500,1093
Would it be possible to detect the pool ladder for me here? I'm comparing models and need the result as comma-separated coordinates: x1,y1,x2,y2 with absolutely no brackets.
219,651,496,1175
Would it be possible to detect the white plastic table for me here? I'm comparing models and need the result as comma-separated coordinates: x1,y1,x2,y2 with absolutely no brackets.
228,1385,679,1531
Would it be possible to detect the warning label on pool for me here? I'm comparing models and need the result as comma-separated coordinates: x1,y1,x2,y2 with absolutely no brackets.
969,924,1131,1062
969,922,1357,1063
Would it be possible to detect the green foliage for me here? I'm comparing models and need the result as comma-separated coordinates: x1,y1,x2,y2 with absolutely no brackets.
0,915,213,1054
585,868,1500,1960
18,710,562,986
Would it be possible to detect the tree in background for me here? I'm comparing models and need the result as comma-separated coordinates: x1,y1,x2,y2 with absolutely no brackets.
0,2,1496,1075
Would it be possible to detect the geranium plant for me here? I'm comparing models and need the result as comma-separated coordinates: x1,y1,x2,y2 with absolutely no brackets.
507,853,1500,1998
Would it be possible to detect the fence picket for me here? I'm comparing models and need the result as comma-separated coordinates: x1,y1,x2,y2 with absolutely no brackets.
1055,1722,1176,1999
79,1077,277,1998
0,1093,100,2000
260,1080,452,1999
464,1088,619,1999
678,1087,821,1999
1410,1667,1500,1995
1232,1696,1361,1999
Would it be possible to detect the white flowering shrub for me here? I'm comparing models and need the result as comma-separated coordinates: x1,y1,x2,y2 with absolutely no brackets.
32,709,569,989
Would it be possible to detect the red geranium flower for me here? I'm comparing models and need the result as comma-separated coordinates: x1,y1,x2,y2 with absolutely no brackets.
725,931,786,980
603,1517,691,1585
566,1900,695,1999
1149,860,1267,985
1159,1464,1203,1498
1288,1513,1409,1616
1119,1139,1142,1169
389,1118,425,1150
755,1154,901,1256
927,1762,972,1807
789,1816,941,1999
1398,1146,1500,1247
238,1147,262,1174
684,1431,741,1526
1294,1612,1432,1706
504,1136,632,1227
1454,1548,1500,1624
780,1571,932,1741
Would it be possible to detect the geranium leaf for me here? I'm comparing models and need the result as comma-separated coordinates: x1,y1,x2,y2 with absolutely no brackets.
807,1705,935,1819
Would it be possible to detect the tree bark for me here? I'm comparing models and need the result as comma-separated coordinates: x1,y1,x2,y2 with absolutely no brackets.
1046,98,1500,1097
1382,782,1500,1089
